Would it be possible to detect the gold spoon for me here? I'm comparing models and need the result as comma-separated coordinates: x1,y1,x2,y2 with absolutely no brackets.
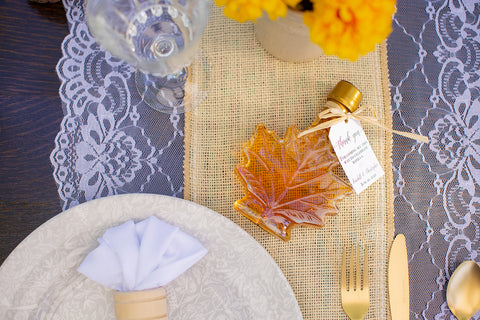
446,260,480,320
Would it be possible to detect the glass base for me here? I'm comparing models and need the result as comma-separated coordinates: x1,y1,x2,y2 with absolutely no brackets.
135,54,210,114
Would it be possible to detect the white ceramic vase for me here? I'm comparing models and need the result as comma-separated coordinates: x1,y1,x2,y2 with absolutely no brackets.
254,9,324,62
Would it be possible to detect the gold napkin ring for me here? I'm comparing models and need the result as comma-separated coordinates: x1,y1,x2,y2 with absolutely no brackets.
113,287,167,320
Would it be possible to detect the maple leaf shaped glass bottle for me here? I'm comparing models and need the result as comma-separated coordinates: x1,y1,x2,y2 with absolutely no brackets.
234,80,362,241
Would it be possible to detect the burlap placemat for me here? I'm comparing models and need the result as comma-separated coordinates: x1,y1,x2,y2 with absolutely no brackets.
184,5,394,319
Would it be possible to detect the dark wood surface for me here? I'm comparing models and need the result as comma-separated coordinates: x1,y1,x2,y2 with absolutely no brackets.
0,0,68,264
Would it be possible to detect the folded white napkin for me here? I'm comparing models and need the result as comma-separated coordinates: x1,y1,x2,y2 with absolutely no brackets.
78,216,208,291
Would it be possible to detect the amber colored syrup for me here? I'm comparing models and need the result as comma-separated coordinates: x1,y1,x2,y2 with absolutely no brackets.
234,123,353,241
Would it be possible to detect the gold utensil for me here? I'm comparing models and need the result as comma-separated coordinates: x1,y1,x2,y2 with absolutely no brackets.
341,244,369,320
446,260,480,320
388,234,410,320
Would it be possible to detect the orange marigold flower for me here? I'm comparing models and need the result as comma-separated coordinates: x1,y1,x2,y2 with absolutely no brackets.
283,0,302,8
216,0,288,23
304,0,396,61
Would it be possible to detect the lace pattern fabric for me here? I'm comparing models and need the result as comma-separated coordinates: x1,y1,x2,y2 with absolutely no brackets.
51,0,184,209
50,0,480,318
390,1,480,318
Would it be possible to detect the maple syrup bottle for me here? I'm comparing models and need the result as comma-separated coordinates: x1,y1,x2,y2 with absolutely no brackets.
234,81,360,241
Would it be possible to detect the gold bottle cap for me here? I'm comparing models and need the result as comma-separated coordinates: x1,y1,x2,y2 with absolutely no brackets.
327,80,363,113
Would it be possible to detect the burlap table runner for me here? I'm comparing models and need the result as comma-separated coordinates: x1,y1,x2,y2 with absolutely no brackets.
185,5,394,319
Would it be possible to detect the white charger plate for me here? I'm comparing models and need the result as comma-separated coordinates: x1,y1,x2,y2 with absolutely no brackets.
0,194,302,319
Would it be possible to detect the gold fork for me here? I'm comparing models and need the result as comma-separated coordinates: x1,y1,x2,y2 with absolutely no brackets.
341,244,369,320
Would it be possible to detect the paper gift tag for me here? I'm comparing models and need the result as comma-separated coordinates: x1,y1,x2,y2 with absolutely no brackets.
328,119,384,194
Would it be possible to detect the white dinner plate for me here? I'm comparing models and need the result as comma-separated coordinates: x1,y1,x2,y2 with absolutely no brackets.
0,194,302,319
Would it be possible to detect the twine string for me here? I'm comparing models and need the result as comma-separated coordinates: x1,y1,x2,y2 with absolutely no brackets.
298,104,430,143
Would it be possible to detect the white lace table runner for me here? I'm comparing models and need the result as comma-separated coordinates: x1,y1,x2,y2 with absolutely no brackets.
50,0,184,210
50,0,480,319
390,1,480,319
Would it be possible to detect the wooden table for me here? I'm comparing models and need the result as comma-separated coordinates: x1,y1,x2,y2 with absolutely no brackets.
0,0,68,263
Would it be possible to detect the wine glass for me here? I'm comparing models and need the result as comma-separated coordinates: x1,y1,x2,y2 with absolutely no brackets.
85,0,211,114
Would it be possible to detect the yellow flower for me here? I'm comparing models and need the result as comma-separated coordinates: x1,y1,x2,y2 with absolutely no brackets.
283,0,302,8
215,0,288,23
304,0,396,61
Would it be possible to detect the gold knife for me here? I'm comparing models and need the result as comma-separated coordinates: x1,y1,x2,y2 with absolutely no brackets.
388,234,410,320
